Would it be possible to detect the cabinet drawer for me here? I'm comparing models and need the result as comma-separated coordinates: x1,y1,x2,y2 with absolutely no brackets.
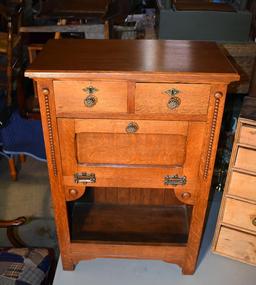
239,125,256,147
228,171,256,202
222,198,256,233
54,80,128,115
215,227,256,265
135,83,210,115
235,147,256,173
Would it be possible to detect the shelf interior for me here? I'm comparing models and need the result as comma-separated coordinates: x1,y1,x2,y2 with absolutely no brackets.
68,188,192,245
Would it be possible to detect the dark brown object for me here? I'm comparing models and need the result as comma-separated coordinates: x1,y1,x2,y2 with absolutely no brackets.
26,39,239,274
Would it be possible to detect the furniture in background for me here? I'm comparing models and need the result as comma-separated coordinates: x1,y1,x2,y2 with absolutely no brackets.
0,216,55,284
26,39,239,274
20,0,119,39
156,0,252,41
212,96,256,266
0,0,24,106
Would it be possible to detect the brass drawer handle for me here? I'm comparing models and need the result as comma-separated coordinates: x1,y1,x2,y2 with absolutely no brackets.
252,217,256,226
83,86,98,95
163,88,180,96
167,97,181,110
126,122,139,133
84,95,98,108
74,172,96,184
164,174,187,186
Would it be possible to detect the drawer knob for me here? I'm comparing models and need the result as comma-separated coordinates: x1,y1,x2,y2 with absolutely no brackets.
126,122,139,133
84,95,98,108
252,217,256,227
69,189,78,196
164,88,180,96
167,97,181,110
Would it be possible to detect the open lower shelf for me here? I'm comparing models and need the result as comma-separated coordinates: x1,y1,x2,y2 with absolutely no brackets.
69,202,192,245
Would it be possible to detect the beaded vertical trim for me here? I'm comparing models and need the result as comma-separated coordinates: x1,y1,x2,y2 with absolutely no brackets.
203,92,223,180
44,93,57,176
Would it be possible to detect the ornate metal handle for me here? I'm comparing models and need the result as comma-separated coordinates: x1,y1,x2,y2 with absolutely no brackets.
163,88,180,96
167,97,181,110
164,174,187,186
126,122,139,133
74,172,96,184
252,217,256,226
84,95,98,108
83,86,98,95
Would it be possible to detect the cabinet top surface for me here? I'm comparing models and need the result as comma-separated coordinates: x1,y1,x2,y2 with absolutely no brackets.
26,39,239,82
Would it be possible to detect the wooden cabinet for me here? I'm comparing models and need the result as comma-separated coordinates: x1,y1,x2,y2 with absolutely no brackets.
212,97,256,266
26,39,239,274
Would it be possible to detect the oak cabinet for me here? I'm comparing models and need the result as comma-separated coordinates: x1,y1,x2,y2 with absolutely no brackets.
26,39,239,274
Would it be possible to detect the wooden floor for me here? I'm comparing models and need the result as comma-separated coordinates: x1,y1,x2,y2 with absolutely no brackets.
70,203,191,244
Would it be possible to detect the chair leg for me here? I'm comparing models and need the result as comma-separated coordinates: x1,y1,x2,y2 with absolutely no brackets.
8,157,17,181
19,154,26,163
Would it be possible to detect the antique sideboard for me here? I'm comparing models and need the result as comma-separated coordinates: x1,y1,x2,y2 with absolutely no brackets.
26,39,239,274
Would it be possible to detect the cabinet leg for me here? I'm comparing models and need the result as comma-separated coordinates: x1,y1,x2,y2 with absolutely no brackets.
62,258,76,271
8,158,17,181
182,265,196,275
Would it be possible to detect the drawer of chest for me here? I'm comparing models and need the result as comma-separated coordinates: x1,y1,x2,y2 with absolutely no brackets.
54,80,128,115
227,171,256,202
235,147,256,173
239,124,256,147
222,198,256,233
215,226,256,265
135,83,210,115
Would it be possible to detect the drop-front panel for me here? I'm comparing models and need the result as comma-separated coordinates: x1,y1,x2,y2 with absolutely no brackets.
26,40,239,274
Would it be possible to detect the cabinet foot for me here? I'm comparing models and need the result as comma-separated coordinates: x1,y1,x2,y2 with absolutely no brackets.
181,266,196,275
62,259,76,271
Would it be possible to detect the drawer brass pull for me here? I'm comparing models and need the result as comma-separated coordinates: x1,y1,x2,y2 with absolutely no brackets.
252,217,256,227
164,174,187,186
69,189,78,196
126,122,139,133
83,86,98,95
167,97,181,109
84,95,98,108
163,88,180,96
74,172,96,184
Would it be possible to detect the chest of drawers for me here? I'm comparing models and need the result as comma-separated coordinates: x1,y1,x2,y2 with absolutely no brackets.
212,97,256,266
26,39,239,274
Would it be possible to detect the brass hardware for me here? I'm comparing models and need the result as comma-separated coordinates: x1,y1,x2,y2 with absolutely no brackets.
42,88,49,95
84,95,98,107
164,174,187,186
252,217,256,227
83,86,98,95
163,88,180,96
167,97,181,109
74,172,96,184
69,189,78,196
126,122,139,133
181,192,191,199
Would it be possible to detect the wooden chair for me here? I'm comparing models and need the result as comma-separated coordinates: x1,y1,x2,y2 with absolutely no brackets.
0,0,24,107
0,216,56,284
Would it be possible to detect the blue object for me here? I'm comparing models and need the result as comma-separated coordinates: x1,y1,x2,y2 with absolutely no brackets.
1,111,46,161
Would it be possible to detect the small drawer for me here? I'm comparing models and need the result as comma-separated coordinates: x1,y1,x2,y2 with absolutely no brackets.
222,198,256,233
54,80,128,115
228,171,256,202
239,125,256,147
235,147,256,173
135,83,210,115
215,226,256,265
